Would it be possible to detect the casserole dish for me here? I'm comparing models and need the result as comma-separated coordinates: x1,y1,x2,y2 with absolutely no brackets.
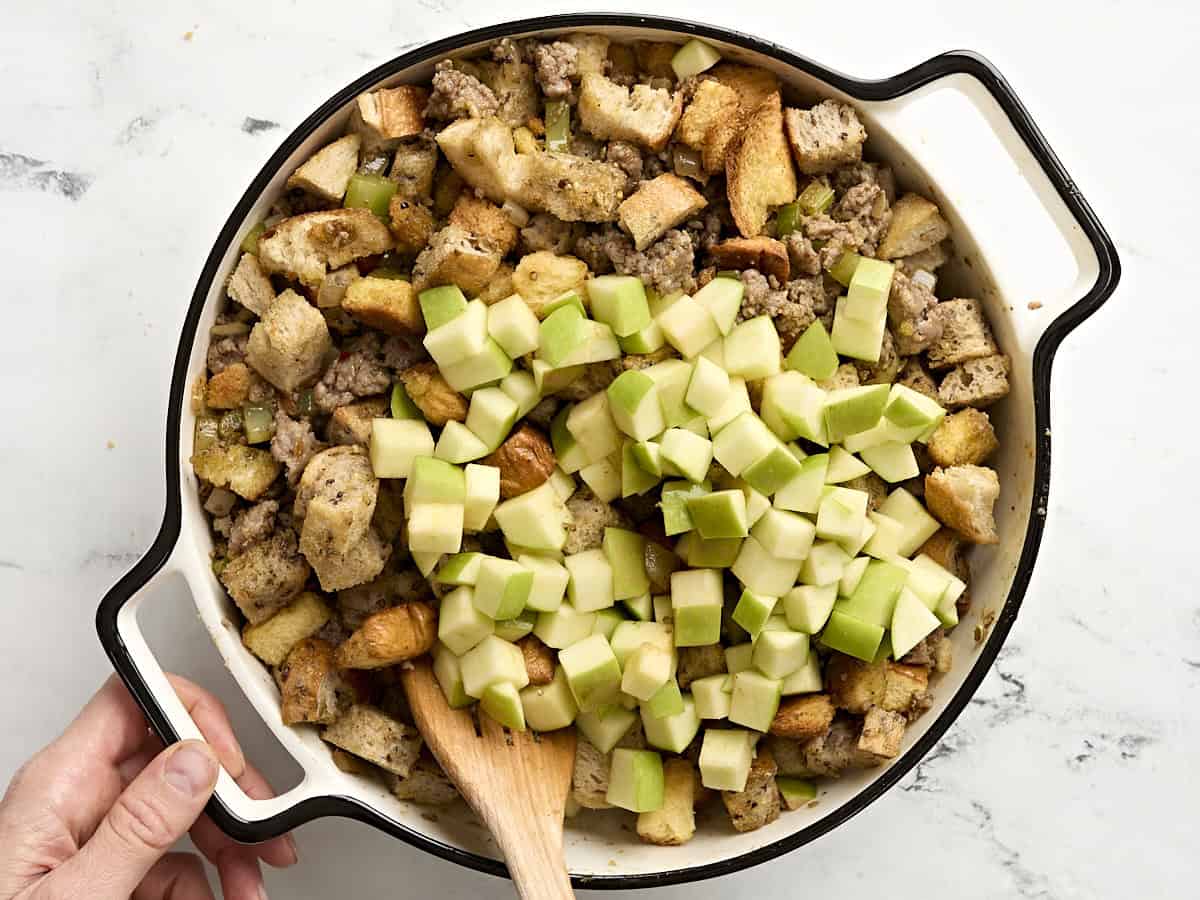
97,13,1119,889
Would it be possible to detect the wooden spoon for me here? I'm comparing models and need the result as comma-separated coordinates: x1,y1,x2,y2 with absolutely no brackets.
401,659,577,900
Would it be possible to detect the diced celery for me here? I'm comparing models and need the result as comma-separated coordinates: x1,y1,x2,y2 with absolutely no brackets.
797,180,835,216
240,222,265,255
671,39,721,80
828,252,862,287
344,173,397,218
390,383,422,420
775,202,801,237
242,404,275,444
545,100,571,153
193,415,219,453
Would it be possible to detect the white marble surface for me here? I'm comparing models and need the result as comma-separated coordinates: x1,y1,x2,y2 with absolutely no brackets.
2,1,1197,897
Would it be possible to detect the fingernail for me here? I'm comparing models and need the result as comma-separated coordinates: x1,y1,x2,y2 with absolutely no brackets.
164,743,218,797
283,835,300,866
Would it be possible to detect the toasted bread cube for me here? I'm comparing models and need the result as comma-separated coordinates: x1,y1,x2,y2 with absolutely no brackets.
386,753,459,805
511,252,590,316
521,151,627,223
294,446,378,548
388,196,436,256
721,749,780,833
703,64,780,174
937,355,1011,409
323,704,423,777
279,637,348,725
227,252,275,316
897,241,950,276
878,193,951,260
578,73,683,152
434,117,515,206
245,289,333,392
709,237,790,283
286,134,361,202
342,277,424,336
825,655,885,714
482,424,556,498
329,396,390,447
220,532,310,624
927,408,998,467
897,357,939,401
517,635,556,685
258,209,394,288
572,738,613,809
727,92,797,238
783,99,866,176
206,362,254,410
350,86,428,152
335,602,438,670
243,592,332,666
449,192,519,255
676,644,726,689
769,694,835,740
677,79,740,150
858,707,906,758
800,718,882,776
924,464,1000,544
764,735,814,778
635,40,679,79
398,361,468,426
390,137,439,201
330,748,371,774
618,174,707,251
304,527,391,592
882,663,929,715
637,758,697,845
412,224,503,297
927,298,998,369
192,444,280,501
477,262,516,306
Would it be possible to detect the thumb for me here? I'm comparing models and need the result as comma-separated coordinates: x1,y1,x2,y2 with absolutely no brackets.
42,741,219,900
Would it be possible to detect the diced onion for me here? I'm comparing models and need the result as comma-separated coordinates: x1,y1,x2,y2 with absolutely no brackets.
672,145,704,182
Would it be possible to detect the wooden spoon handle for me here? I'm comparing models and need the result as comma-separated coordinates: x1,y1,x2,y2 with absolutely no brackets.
491,817,574,900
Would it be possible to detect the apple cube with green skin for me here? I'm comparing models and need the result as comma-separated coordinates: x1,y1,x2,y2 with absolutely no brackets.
863,512,906,559
542,291,587,318
712,412,777,477
723,315,782,380
825,445,871,484
369,418,434,478
670,568,723,647
532,359,586,396
652,594,673,625
520,667,579,731
774,453,829,514
439,338,513,392
494,481,567,551
831,294,887,362
753,629,810,679
551,406,590,474
799,540,852,586
750,508,816,561
436,583,492,652
899,554,957,611
631,440,662,477
659,480,710,536
691,675,733,719
602,528,649,600
740,483,771,528
610,621,673,668
606,748,664,813
587,275,651,337
424,298,488,368
390,383,422,420
732,536,803,597
499,370,541,418
838,516,877,558
410,551,441,578
838,559,908,627
659,428,713,483
486,293,541,358
891,587,941,658
780,653,824,695
760,371,827,445
404,456,467,507
724,642,754,675
460,635,530,699
728,670,782,732
824,384,890,442
641,694,701,753
878,487,941,556
465,387,519,451
407,502,464,554
843,257,894,321
619,318,667,354
480,681,526,730
657,294,721,358
685,356,731,417
559,633,622,711
621,642,674,701
816,486,870,544
676,534,743,568
643,359,698,429
784,583,838,633
606,370,666,441
644,677,685,719
621,592,653,621
537,304,591,367
494,610,536,642
785,321,839,381
463,463,500,532
432,643,473,708
777,777,818,809
935,586,961,629
591,607,626,641
732,589,777,640
580,455,622,503
435,421,489,464
418,284,468,330
707,376,752,433
548,467,576,502
839,555,871,597
559,320,621,366
621,441,661,497
819,609,884,662
565,549,615,612
575,706,637,754
693,276,744,335
686,490,748,539
860,441,920,483
885,383,945,430
473,556,533,620
534,602,597,648
699,728,756,791
434,552,483,587
840,416,926,454
566,391,621,463
742,443,804,496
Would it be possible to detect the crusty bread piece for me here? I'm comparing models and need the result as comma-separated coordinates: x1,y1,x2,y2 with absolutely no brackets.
858,707,907,758
293,445,377,538
769,693,835,740
349,86,428,152
219,531,310,624
477,262,516,306
676,79,739,150
411,224,503,296
825,655,886,714
703,64,780,174
335,602,437,669
676,644,726,689
881,663,929,716
897,240,950,276
928,408,998,467
727,92,798,238
449,191,519,255
709,236,790,282
328,396,390,447
783,99,866,176
307,526,390,593
492,55,539,128
387,196,436,256
390,137,439,201
482,424,556,498
206,362,254,410
386,753,459,805
618,173,707,251
279,637,348,725
764,735,814,778
398,361,468,426
242,591,332,666
635,40,679,79
878,193,951,260
341,277,424,336
227,252,275,316
800,717,883,777
572,737,613,809
721,748,780,833
578,73,683,152
925,464,1001,544
435,118,514,205
637,758,696,846
511,251,589,316
245,290,332,392
192,444,280,502
937,354,1011,409
258,209,394,288
286,134,361,203
322,704,423,777
927,298,999,369
897,357,939,401
516,634,555,685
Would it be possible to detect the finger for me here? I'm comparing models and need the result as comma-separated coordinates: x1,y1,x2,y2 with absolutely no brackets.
45,741,219,899
132,853,217,900
191,814,297,872
52,676,154,769
165,675,246,781
214,845,269,900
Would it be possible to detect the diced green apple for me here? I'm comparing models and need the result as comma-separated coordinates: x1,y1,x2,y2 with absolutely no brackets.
752,629,810,679
565,549,616,612
783,583,837,633
390,382,422,420
460,634,530,698
723,316,782,379
693,277,744,335
559,633,623,711
494,481,567,551
551,406,590,474
480,681,526,730
606,748,665,813
641,694,701,753
670,569,724,647
774,453,829,514
580,455,622,503
657,294,721,358
676,534,743,568
671,37,722,79
750,508,816,561
566,391,621,463
816,486,870,544
843,257,894,321
643,359,697,428
728,670,782,732
435,552,483,586
659,479,710,535
707,376,752,433
884,383,945,430
823,384,890,442
602,527,650,600
370,418,434,478
406,502,464,554
607,370,666,441
891,587,941,658
440,338,514,392
534,601,597,648
724,642,754,674
731,535,803,597
839,556,870,597
418,284,468,330
779,653,824,695
610,621,673,667
619,318,667,354
742,443,804,496
878,487,941,556
691,674,733,720
494,611,536,642
404,456,467,508
424,297,488,368
621,642,674,701
486,293,541,358
435,420,490,464
685,356,731,417
732,589,777,640
830,295,887,362
777,777,818,809
712,411,777,476
799,540,852,586
862,512,906,559
591,607,626,640
818,609,884,662
659,428,713,483
840,559,908,627
686,490,748,539
699,728,756,791
825,445,871,483
473,556,533,620
538,304,591,367
587,275,651,337
860,441,920,483
465,386,519,450
785,321,839,381
520,667,579,731
760,371,827,444
432,643,473,708
576,705,637,753
559,320,621,366
621,441,661,497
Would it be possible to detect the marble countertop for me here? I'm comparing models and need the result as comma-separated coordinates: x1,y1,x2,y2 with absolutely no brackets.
2,1,1196,897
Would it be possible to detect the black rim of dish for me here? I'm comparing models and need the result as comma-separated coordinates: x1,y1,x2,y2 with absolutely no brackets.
96,13,1121,890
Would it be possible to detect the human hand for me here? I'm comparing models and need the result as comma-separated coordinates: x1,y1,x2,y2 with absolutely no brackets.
0,674,297,899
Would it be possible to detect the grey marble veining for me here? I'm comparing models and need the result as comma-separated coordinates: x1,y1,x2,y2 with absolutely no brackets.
2,1,1197,897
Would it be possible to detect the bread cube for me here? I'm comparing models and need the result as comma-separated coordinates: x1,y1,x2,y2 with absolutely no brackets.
342,277,424,336
286,134,361,202
783,99,866,175
246,290,333,392
924,464,1000,544
618,174,707,251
